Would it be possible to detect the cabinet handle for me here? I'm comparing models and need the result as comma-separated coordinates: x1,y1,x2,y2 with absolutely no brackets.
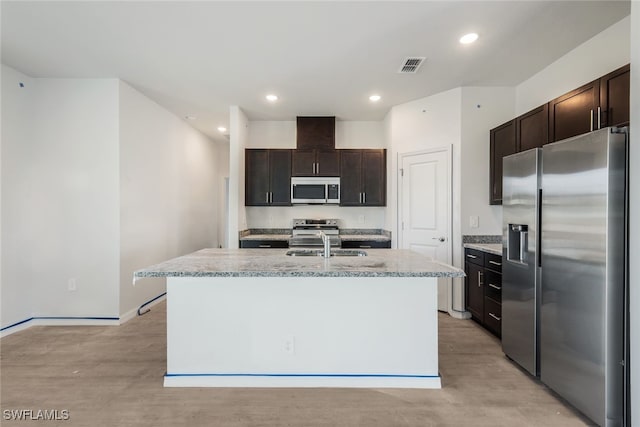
258,244,271,248
316,162,319,174
597,106,601,129
467,254,477,259
363,192,366,204
359,193,363,204
269,192,273,204
489,283,501,290
478,271,483,286
489,260,501,266
359,245,372,248
265,192,269,203
590,109,594,132
488,312,501,321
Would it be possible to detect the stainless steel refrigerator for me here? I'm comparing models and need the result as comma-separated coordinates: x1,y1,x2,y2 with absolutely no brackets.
502,127,628,427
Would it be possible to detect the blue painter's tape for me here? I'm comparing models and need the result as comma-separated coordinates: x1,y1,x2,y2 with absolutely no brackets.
0,317,35,332
137,292,167,316
165,373,439,378
1,316,119,332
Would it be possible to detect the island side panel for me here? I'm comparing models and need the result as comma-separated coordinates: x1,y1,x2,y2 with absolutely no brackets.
165,276,439,388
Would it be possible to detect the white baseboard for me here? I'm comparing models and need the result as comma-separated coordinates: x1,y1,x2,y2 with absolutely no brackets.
1,317,119,338
447,309,471,320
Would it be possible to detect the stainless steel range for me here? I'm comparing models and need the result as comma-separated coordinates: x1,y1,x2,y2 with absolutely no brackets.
289,218,341,248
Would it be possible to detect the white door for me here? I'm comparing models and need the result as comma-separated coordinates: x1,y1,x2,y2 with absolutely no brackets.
399,147,452,311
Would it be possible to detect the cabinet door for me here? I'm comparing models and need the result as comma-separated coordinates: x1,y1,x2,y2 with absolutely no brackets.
516,104,548,151
245,150,270,206
296,117,335,150
339,150,362,206
316,150,340,176
489,120,516,205
549,79,600,143
466,262,484,321
291,150,315,176
600,64,630,128
269,149,292,205
361,150,386,206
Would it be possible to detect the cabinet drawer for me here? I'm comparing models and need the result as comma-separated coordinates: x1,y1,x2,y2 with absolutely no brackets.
484,297,502,337
484,269,502,302
484,253,503,272
240,240,289,249
465,248,484,266
341,240,391,249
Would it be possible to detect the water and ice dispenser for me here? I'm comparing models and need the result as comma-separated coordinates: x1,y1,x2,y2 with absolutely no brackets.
507,224,528,264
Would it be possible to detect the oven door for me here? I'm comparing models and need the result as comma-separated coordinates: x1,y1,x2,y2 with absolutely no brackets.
291,183,327,204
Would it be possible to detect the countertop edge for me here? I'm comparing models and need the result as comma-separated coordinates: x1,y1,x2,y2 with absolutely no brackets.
463,243,502,256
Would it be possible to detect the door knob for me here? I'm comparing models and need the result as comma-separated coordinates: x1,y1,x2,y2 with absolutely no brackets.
432,237,446,242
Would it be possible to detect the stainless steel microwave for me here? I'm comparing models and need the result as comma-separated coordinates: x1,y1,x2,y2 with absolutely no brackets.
291,177,340,204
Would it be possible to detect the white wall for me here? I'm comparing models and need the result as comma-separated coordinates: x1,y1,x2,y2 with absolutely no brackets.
228,106,248,247
460,87,515,236
247,120,385,149
19,77,121,319
628,1,638,424
245,120,386,229
118,81,220,317
1,65,36,327
516,15,630,116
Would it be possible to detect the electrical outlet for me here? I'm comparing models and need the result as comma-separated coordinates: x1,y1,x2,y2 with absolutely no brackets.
469,216,479,228
68,278,77,291
269,215,274,226
284,336,295,354
358,215,365,224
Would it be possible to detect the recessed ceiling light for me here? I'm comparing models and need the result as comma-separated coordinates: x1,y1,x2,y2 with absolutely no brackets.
217,126,227,133
266,94,278,102
369,95,381,102
459,33,479,44
185,115,196,120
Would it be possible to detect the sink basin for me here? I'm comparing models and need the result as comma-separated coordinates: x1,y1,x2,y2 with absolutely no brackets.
285,249,367,257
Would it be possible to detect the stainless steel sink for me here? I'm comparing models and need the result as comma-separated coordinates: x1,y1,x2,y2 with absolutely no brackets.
285,249,367,257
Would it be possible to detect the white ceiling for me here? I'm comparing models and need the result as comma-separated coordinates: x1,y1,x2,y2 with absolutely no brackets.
1,1,630,142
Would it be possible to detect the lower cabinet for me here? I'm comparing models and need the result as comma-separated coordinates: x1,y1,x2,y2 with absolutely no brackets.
465,248,502,338
341,239,391,249
239,239,289,249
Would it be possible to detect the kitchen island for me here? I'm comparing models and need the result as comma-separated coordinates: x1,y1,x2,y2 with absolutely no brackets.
134,248,464,388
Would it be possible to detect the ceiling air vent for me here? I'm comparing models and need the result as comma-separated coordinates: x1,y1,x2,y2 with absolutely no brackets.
398,57,425,73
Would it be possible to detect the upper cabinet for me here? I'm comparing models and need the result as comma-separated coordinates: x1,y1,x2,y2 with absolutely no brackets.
549,64,630,143
245,149,292,206
296,117,335,150
340,149,386,206
490,64,630,205
489,120,517,205
600,64,630,128
516,104,548,152
292,149,340,176
549,79,600,143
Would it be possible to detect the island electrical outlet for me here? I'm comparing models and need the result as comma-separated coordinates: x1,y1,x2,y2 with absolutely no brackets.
284,336,295,354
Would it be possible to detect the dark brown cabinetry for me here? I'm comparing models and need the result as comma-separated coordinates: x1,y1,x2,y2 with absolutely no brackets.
549,79,600,143
341,239,391,249
340,149,386,206
600,64,630,128
291,149,340,176
245,149,292,206
465,248,502,338
490,64,630,205
517,104,548,152
296,117,335,149
489,120,516,205
240,239,289,248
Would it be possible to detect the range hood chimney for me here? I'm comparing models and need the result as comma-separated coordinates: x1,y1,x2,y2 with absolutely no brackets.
296,116,335,150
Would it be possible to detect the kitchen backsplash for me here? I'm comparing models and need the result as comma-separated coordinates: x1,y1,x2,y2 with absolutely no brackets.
462,235,502,244
245,206,386,229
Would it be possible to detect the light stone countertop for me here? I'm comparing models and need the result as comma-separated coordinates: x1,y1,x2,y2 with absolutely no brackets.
463,243,502,256
134,248,464,280
339,234,390,242
239,234,291,241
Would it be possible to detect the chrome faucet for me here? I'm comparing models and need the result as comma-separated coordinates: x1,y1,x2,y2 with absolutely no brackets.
318,231,331,258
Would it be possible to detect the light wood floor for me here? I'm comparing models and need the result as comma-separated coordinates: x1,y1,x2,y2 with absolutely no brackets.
1,302,593,426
